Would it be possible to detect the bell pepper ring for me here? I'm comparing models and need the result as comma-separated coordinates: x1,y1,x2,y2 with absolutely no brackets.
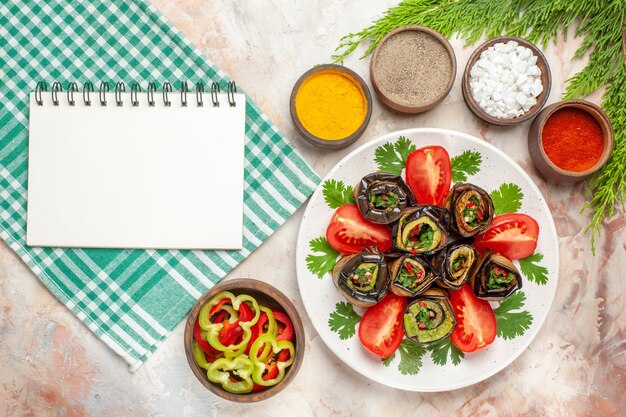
194,319,219,355
245,306,277,359
207,356,254,394
199,291,260,353
250,334,295,387
272,310,294,341
192,340,211,370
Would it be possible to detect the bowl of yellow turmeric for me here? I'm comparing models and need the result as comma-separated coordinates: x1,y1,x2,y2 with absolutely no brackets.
290,64,372,149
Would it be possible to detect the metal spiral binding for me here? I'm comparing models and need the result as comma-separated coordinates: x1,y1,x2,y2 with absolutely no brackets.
35,81,47,105
67,82,78,106
211,82,220,107
115,82,125,106
196,82,204,107
227,81,237,107
51,82,62,106
163,82,172,107
131,82,141,107
99,82,109,106
147,82,156,106
180,81,188,107
33,81,239,107
83,82,94,106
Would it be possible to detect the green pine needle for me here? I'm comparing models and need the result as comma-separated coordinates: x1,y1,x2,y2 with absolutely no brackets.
332,0,626,252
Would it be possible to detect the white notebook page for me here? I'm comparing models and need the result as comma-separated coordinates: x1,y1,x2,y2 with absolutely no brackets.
26,91,245,249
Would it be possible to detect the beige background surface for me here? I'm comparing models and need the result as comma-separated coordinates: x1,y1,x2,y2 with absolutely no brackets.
1,1,624,416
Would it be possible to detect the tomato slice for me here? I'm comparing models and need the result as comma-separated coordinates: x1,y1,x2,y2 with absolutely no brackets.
358,293,407,358
405,146,452,206
449,285,496,353
473,213,539,260
326,204,392,254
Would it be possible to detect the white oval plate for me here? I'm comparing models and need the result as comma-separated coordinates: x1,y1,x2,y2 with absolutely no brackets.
296,128,559,392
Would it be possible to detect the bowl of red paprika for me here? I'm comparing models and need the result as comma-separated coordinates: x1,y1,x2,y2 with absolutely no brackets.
184,278,305,402
528,99,614,183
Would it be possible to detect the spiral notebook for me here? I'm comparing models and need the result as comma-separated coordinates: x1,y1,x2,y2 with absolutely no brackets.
26,81,246,250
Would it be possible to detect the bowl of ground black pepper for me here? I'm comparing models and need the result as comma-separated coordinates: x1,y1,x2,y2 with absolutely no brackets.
370,25,456,114
528,100,614,182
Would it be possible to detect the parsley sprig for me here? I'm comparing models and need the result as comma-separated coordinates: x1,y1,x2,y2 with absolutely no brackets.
427,337,464,366
518,252,549,285
328,302,361,340
493,291,533,340
322,179,355,209
490,183,524,215
450,150,482,182
306,237,339,279
381,339,426,375
374,136,416,175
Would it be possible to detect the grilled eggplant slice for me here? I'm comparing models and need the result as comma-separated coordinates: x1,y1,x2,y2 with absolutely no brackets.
390,255,438,297
403,288,456,345
353,173,416,224
469,249,522,301
392,206,449,255
432,242,477,290
332,247,391,308
446,183,494,237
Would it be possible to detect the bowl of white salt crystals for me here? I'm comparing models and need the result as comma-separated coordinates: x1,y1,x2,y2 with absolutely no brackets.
462,36,551,126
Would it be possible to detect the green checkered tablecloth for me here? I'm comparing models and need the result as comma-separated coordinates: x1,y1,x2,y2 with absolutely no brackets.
0,0,320,370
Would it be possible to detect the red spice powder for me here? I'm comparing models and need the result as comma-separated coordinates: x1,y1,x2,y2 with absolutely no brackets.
541,107,604,172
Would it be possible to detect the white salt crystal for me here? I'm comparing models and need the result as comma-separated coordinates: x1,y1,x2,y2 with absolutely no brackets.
469,41,544,119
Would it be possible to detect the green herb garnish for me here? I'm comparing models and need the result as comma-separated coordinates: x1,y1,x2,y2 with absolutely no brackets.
374,136,416,175
451,150,482,182
369,192,399,210
397,338,426,375
490,183,524,215
493,291,533,340
417,223,434,249
328,302,361,340
518,252,549,285
306,236,339,279
428,338,465,366
487,267,516,289
332,0,625,252
322,179,354,209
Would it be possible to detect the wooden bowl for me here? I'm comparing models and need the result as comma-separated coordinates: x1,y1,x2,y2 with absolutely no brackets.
290,64,372,149
370,25,456,114
184,278,305,402
461,36,551,125
527,100,614,182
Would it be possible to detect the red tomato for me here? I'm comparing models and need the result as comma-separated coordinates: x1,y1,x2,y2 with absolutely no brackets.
449,285,496,353
405,146,452,206
473,213,539,260
326,204,392,254
358,293,407,358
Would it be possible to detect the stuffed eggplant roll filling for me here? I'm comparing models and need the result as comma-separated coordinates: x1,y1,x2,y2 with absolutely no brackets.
393,206,449,255
403,288,456,345
354,173,416,224
469,249,522,300
432,242,477,289
390,255,437,297
447,183,494,237
332,247,390,308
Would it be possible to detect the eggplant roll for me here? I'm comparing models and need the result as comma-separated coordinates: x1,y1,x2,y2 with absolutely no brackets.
469,249,522,301
446,183,494,237
390,255,438,297
392,206,449,255
353,173,416,224
432,242,477,290
332,247,390,308
403,288,456,345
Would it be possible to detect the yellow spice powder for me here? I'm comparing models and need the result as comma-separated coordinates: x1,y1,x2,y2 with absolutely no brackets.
295,70,367,141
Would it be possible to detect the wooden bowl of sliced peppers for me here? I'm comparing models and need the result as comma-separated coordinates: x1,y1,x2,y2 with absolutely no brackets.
184,278,305,402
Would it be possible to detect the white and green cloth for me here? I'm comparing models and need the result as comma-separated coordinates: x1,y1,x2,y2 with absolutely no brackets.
0,0,320,370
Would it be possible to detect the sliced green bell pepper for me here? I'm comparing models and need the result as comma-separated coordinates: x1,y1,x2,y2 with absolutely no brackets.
207,356,254,394
192,340,210,370
199,291,260,354
250,334,295,387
